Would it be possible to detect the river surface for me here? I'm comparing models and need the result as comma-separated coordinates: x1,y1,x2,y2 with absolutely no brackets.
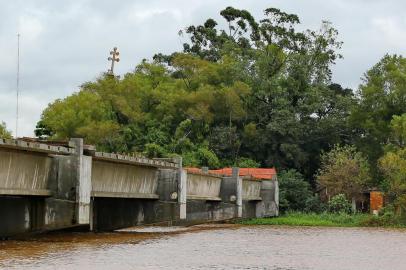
1,225,406,270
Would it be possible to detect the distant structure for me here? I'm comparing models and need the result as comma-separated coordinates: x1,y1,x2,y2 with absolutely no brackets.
107,47,120,75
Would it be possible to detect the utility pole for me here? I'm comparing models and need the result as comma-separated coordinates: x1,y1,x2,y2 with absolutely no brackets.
107,47,120,75
16,33,20,138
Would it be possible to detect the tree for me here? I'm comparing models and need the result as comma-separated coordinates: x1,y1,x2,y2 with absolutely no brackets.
379,148,406,215
36,6,352,175
0,122,12,139
378,114,406,215
317,145,371,205
390,114,406,148
278,169,313,212
351,55,406,173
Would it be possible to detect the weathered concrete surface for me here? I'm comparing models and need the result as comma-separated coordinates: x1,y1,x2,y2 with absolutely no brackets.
242,179,262,201
185,200,236,223
256,180,279,217
43,198,75,229
0,196,45,237
186,173,222,201
91,160,159,199
0,149,52,196
70,138,92,225
242,200,258,218
91,198,181,231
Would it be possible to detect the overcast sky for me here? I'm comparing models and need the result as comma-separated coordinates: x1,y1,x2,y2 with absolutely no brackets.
1,0,405,137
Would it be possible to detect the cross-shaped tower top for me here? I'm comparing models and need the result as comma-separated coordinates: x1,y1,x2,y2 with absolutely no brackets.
107,47,120,74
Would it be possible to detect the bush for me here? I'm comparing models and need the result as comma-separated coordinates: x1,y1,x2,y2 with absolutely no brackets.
144,143,167,158
196,147,220,168
182,147,220,168
236,157,260,168
278,169,314,213
304,195,326,213
360,205,404,227
327,194,352,214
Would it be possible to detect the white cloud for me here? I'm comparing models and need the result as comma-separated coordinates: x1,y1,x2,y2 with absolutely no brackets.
1,0,406,137
0,92,47,137
127,8,183,23
18,15,43,42
372,17,406,49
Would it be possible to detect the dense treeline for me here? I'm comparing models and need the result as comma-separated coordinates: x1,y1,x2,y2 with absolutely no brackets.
29,7,406,214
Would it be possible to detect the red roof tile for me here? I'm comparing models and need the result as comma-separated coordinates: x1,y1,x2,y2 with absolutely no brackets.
185,167,277,180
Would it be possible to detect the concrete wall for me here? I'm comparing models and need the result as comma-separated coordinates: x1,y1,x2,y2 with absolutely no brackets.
183,169,240,223
242,179,262,201
91,168,180,231
91,160,159,199
0,149,52,196
186,173,222,201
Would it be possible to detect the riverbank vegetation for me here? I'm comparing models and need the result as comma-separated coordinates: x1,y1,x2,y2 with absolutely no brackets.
240,211,406,228
2,6,404,220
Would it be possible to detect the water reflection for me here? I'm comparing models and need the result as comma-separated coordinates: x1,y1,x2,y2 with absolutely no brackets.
1,225,406,270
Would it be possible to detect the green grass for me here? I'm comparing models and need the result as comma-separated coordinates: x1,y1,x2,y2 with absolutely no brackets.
239,212,406,228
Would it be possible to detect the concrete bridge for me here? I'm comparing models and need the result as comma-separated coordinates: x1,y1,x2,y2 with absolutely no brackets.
0,138,279,238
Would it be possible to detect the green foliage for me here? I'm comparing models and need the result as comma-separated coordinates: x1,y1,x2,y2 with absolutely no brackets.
390,114,406,148
240,212,394,227
36,6,355,177
304,195,326,213
351,55,406,175
236,157,260,168
360,205,405,227
278,170,313,212
317,145,371,198
379,148,406,213
327,194,352,214
196,147,220,168
0,122,12,139
144,143,167,158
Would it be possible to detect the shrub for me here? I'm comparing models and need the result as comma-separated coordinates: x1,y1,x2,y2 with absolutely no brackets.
236,157,260,168
327,194,352,214
278,169,314,213
144,143,167,158
304,195,326,213
196,147,220,168
360,205,405,227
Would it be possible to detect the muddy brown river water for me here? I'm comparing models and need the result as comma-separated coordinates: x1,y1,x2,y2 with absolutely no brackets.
1,225,406,270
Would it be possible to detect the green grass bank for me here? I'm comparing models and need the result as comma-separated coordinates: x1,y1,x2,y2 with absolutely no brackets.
239,212,406,228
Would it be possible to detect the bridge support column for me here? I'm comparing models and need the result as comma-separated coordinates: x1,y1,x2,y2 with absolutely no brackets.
232,167,243,218
70,138,92,225
178,158,187,220
255,179,279,218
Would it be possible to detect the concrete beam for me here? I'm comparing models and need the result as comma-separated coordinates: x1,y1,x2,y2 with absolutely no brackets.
0,188,51,196
0,138,74,155
91,191,159,199
93,152,178,169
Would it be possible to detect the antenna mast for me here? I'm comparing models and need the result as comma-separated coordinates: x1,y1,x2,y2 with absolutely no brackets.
16,33,20,138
